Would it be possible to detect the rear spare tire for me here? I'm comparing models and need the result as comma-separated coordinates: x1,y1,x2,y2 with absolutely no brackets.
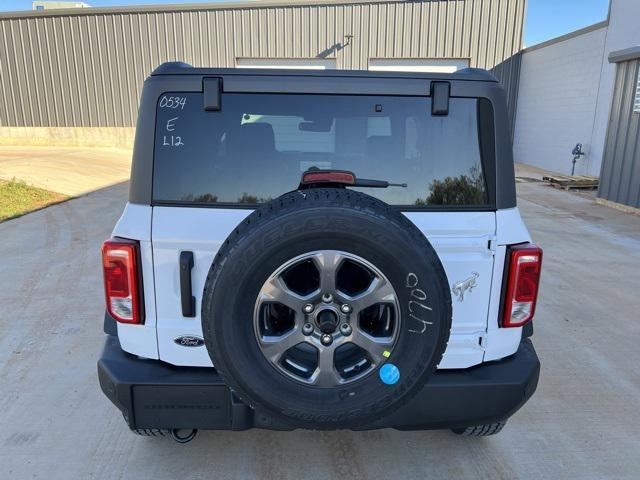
201,189,452,429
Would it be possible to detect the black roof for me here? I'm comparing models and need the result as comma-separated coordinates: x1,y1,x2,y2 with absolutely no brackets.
151,61,498,82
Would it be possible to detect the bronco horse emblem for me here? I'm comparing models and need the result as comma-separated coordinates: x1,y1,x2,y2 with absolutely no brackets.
452,272,480,302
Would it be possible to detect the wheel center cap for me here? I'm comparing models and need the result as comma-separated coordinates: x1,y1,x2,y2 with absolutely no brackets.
316,308,339,334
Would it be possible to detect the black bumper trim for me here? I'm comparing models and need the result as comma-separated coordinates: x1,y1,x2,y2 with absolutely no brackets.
103,311,118,336
98,335,540,431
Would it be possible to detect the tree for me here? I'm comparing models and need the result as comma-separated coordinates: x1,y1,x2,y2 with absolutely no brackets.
182,193,218,203
237,193,273,204
415,165,486,206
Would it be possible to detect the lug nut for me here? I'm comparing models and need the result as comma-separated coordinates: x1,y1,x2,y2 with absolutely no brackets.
321,334,333,346
303,303,314,314
340,304,352,314
322,293,333,304
302,323,314,335
339,323,352,336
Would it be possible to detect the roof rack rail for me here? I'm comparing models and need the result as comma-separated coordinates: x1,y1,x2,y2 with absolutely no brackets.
152,61,192,75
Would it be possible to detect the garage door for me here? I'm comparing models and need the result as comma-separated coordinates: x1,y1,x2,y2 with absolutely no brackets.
236,58,337,70
369,58,470,73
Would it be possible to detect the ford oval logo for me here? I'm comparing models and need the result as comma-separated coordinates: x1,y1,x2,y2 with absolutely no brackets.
174,336,205,347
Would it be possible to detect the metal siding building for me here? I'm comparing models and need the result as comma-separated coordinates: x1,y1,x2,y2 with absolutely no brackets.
513,22,609,176
0,0,525,129
598,48,640,209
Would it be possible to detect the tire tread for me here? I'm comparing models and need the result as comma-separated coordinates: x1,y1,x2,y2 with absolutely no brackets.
453,422,506,437
202,188,452,429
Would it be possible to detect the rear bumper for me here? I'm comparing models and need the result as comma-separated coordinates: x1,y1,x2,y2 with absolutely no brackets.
98,335,540,431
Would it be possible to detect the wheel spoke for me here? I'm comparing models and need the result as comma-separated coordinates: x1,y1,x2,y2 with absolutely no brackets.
349,277,396,315
312,251,343,293
350,329,393,365
259,328,307,363
259,277,308,312
310,347,342,386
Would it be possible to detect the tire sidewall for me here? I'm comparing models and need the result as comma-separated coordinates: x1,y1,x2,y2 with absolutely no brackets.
203,201,451,429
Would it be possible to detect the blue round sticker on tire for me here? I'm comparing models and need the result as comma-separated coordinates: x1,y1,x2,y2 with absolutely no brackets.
379,363,400,385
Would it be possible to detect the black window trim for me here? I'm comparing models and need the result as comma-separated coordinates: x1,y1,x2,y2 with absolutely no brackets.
151,198,498,212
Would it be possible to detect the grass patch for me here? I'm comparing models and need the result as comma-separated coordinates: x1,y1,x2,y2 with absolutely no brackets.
0,179,67,222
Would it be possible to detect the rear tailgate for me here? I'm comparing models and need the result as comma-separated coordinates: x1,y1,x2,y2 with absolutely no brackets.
152,208,495,368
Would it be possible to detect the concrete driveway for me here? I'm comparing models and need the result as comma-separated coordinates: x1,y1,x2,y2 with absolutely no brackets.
1,178,639,479
0,146,131,196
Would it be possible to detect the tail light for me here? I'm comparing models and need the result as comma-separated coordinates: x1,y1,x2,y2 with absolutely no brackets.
102,238,142,324
502,243,542,328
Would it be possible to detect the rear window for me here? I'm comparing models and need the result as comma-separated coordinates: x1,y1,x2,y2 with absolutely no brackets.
153,93,489,207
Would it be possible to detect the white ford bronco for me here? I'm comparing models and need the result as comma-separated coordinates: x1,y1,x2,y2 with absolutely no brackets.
98,63,542,442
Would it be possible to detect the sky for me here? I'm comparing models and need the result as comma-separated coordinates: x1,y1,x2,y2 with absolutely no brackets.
0,0,611,48
524,0,609,46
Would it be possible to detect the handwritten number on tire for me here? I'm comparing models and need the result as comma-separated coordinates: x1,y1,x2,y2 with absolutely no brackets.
406,273,433,334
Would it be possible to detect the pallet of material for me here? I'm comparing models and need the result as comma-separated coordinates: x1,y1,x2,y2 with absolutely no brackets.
542,174,599,190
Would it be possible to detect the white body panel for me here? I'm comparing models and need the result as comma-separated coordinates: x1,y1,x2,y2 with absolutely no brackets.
152,207,251,366
403,212,495,368
151,207,498,369
484,208,533,361
495,207,532,246
111,204,158,359
113,204,532,368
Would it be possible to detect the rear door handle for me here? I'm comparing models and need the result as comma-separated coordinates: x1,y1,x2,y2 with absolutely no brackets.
179,251,196,317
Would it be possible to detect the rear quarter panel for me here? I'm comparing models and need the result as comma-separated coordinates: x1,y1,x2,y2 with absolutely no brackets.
111,203,158,359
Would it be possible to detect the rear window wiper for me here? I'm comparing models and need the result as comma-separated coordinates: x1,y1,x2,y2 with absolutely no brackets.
299,170,407,189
